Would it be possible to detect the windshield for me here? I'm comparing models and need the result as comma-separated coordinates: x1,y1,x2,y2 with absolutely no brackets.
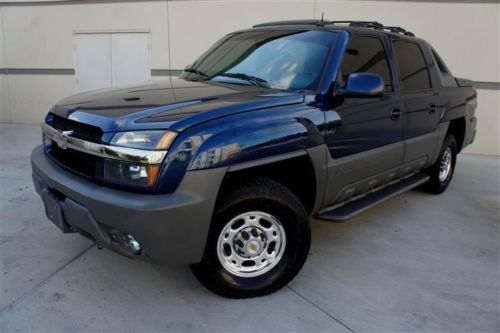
180,30,338,91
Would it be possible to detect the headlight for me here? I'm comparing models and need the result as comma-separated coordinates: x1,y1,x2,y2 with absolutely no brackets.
106,130,177,187
110,130,177,150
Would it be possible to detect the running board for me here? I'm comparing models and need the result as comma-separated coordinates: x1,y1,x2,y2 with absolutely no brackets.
315,173,430,222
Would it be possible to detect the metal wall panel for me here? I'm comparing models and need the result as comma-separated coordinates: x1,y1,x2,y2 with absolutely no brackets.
75,33,112,92
111,32,151,88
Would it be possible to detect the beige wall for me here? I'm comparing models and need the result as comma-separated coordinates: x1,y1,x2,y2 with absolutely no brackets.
467,89,500,156
1,1,169,69
6,74,75,123
0,0,498,155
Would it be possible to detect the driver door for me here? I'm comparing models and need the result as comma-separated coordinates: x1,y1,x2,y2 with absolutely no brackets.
323,35,404,206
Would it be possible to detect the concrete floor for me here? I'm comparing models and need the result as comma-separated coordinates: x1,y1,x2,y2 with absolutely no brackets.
0,123,498,332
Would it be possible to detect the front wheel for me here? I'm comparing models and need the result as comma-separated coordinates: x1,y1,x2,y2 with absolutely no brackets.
191,178,311,298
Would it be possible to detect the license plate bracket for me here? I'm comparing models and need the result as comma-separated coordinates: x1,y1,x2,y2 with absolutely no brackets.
41,189,73,233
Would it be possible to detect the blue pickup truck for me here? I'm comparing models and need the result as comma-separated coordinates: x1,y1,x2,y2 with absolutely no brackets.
31,20,477,298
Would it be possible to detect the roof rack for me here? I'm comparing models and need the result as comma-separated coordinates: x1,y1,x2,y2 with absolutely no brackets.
383,26,415,37
330,21,384,30
253,20,329,28
252,20,415,37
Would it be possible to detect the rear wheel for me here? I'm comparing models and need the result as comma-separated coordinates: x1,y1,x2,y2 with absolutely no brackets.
191,178,311,298
420,135,457,194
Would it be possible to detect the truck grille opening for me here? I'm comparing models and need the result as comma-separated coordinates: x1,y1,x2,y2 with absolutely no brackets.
48,145,101,179
45,114,104,180
49,114,103,143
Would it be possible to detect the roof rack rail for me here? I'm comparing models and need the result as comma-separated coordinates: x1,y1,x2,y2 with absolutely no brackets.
252,19,416,37
329,21,415,36
383,26,415,37
253,20,331,28
330,21,384,30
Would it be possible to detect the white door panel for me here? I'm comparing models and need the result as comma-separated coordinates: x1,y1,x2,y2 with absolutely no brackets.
75,32,151,92
111,33,150,87
75,34,112,92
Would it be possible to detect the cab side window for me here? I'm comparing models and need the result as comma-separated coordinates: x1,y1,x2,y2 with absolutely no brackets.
339,36,393,93
392,40,431,92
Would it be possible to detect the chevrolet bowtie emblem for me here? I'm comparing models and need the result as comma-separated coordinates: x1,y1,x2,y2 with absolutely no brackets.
62,130,74,136
58,130,74,149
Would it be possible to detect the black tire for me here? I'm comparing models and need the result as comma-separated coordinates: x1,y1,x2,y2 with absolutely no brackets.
191,178,311,298
420,135,457,194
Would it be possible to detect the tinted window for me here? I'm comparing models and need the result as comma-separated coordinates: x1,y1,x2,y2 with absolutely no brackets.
339,36,393,92
392,40,431,92
181,30,338,91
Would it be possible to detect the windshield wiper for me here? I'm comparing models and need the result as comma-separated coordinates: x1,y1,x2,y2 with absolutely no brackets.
217,72,269,88
184,68,208,78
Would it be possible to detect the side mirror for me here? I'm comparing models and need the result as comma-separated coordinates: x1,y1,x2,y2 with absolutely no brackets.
337,73,384,97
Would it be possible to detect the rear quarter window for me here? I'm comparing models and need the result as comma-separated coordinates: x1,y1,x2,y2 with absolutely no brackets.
430,48,458,88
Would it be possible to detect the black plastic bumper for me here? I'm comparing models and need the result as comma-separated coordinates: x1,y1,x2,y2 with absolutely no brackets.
31,145,227,265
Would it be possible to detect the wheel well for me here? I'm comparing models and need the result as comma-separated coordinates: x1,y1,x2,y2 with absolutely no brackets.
447,117,466,152
219,155,317,214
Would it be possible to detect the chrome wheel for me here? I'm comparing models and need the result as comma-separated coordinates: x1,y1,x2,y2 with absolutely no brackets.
217,211,286,277
439,147,453,182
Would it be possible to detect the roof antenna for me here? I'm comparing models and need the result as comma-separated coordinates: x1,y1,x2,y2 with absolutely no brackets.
320,12,324,25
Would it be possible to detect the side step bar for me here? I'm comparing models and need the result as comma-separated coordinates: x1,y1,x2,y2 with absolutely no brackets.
315,173,430,222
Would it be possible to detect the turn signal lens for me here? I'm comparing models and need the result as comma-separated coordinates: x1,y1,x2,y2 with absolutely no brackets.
146,164,160,187
155,131,178,149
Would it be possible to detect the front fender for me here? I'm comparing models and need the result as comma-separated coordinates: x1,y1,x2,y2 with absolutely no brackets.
188,118,320,170
156,102,325,193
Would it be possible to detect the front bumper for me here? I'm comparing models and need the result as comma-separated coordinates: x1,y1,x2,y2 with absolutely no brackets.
31,145,226,265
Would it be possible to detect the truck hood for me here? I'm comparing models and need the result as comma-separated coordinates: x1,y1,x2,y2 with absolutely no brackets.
52,78,304,133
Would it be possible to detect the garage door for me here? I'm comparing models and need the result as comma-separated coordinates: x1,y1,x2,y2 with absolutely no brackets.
75,32,151,92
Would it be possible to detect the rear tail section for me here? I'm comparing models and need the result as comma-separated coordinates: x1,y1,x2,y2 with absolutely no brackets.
455,77,474,87
455,78,477,150
456,77,477,104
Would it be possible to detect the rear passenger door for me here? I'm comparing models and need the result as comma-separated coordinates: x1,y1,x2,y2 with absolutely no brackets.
391,39,441,155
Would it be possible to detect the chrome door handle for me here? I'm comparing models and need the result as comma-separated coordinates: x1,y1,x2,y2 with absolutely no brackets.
390,108,401,120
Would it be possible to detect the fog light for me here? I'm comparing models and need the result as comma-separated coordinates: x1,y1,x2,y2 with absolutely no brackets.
104,160,160,187
129,165,148,179
118,233,142,255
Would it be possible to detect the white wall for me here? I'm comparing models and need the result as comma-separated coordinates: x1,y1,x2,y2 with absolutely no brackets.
0,8,10,123
468,89,500,156
1,1,169,69
0,0,498,155
6,74,76,123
